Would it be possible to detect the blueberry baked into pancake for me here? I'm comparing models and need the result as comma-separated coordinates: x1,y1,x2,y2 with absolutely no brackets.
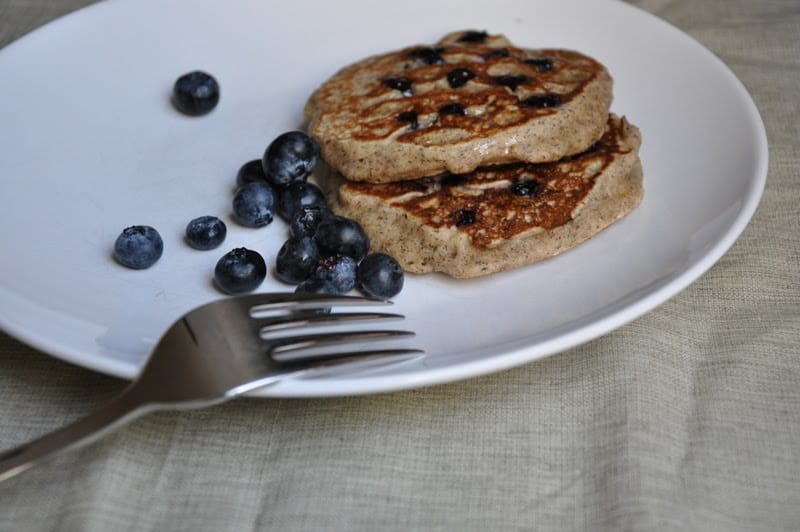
306,30,613,183
309,30,643,279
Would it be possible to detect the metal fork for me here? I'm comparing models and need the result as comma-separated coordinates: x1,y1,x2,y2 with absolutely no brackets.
0,292,421,482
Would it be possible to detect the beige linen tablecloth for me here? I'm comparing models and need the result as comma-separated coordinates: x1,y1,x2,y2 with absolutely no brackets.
1,1,798,530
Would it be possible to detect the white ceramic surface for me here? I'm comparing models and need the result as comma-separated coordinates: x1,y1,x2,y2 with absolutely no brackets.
0,0,767,396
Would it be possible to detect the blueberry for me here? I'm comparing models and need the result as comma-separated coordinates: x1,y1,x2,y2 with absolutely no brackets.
172,71,219,116
313,255,358,295
511,180,541,197
232,182,277,227
519,94,562,108
314,216,370,261
290,204,331,237
275,235,319,284
407,47,445,65
278,181,327,220
493,75,529,91
383,76,413,96
262,131,319,187
358,253,404,299
236,159,268,188
438,103,466,116
214,247,266,294
185,216,226,250
447,68,476,88
113,225,163,269
455,208,477,226
396,110,419,129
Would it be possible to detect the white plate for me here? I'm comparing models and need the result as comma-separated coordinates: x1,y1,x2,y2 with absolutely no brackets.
0,0,767,397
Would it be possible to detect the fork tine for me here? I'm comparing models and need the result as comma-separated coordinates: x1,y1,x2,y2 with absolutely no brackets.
273,348,425,371
267,330,415,358
245,292,391,316
255,311,404,333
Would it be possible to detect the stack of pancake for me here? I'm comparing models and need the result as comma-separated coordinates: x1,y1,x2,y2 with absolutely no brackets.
305,30,643,279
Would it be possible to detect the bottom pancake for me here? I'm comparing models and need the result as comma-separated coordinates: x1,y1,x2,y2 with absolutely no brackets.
320,115,643,279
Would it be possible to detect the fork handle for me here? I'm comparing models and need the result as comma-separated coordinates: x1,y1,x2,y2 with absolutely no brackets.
0,386,154,482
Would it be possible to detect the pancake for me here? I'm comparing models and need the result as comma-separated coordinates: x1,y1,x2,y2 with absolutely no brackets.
306,30,613,183
321,115,643,278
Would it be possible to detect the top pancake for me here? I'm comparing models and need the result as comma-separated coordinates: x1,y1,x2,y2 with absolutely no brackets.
305,30,613,183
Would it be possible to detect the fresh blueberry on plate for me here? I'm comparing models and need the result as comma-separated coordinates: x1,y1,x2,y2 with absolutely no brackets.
313,255,358,294
236,159,268,188
172,71,219,116
314,215,370,261
290,203,331,238
232,182,277,227
113,225,163,269
277,181,327,221
214,247,267,294
263,131,319,187
357,253,404,298
185,216,226,250
275,235,319,284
